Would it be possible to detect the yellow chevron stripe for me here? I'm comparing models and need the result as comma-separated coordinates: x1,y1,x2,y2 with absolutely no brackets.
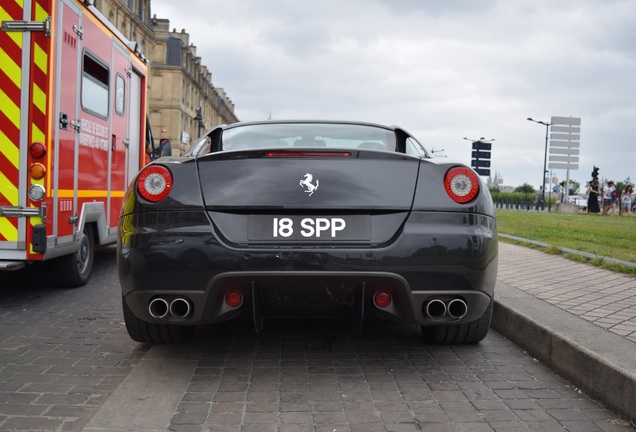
31,122,45,143
0,216,18,242
0,47,22,90
0,5,24,49
0,170,19,206
0,88,20,129
34,0,46,21
29,202,42,229
33,82,46,115
58,190,126,199
0,129,19,169
33,42,47,74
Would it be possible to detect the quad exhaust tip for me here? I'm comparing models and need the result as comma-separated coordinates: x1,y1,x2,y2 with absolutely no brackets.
148,298,169,319
424,298,467,320
148,297,192,320
447,298,468,319
170,298,192,319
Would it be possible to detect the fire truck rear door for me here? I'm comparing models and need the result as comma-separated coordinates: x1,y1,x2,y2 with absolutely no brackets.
53,0,81,245
127,68,142,186
110,41,134,231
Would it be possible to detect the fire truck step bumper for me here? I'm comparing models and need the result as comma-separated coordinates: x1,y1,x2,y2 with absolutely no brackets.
0,261,26,271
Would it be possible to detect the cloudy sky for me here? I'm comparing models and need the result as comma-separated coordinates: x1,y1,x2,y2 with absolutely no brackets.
150,0,635,191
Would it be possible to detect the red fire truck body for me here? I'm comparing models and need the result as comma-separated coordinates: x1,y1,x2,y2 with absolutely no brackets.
0,0,150,286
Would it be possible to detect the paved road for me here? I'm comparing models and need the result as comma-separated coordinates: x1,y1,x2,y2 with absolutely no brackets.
0,247,634,431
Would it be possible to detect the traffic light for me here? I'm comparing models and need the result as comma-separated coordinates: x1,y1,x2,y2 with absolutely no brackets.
591,166,599,182
471,141,491,176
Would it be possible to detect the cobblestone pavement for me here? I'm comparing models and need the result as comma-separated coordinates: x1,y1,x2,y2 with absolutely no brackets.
498,242,636,343
158,321,634,432
0,249,151,431
0,247,634,431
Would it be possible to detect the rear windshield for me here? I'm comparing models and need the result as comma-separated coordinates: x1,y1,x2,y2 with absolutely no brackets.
221,123,397,152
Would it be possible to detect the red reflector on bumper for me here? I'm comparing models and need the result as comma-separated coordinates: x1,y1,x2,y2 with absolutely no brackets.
225,291,243,308
374,291,392,308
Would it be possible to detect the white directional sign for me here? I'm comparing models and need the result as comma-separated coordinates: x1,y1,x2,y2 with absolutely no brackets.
550,133,581,141
551,116,581,126
548,116,581,172
551,126,580,133
549,162,579,170
550,147,579,156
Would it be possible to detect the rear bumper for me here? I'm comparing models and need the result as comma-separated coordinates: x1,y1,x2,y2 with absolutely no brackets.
119,210,498,327
123,271,494,331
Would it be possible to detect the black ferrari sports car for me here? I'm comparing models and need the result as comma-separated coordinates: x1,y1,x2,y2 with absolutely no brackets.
118,120,498,344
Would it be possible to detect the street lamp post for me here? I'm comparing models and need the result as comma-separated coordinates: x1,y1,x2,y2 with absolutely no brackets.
194,107,204,138
527,117,551,211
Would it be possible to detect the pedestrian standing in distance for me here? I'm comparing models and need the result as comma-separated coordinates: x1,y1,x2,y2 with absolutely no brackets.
620,184,633,216
587,180,600,214
602,180,617,216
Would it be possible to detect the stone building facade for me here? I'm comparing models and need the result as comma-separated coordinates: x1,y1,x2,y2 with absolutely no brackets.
148,17,238,154
93,0,238,155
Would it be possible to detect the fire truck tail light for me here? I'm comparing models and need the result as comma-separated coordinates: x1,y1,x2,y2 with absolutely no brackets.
28,184,46,202
30,142,47,159
137,165,173,202
29,163,46,180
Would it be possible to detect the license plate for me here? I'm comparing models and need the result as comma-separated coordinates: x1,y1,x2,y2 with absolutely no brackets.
248,215,371,241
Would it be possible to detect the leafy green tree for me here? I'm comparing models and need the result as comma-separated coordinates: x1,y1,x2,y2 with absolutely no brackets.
569,180,580,195
514,183,535,194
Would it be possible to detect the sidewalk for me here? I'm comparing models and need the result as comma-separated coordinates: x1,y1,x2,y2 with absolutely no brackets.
493,241,636,425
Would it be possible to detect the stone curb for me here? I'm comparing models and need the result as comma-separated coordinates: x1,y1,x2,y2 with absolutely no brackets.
492,280,636,425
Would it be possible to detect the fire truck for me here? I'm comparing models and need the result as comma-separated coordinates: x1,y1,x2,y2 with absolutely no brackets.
0,0,153,286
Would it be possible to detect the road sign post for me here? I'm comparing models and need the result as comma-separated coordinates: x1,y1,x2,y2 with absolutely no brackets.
548,116,581,203
470,141,492,176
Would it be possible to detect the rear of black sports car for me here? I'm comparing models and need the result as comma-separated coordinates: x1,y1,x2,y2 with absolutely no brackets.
118,121,498,344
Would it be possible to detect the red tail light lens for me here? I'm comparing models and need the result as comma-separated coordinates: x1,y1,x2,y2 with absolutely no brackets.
137,165,172,202
30,142,47,159
444,166,479,204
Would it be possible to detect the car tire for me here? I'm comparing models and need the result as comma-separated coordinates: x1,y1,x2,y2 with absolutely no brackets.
122,296,195,344
50,224,95,287
421,299,493,344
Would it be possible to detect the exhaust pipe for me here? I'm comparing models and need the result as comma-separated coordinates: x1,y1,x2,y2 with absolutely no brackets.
170,298,192,319
149,298,169,319
425,299,447,320
447,299,468,319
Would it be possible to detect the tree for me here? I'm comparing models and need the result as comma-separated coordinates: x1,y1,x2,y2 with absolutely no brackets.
570,180,580,195
514,183,536,204
514,183,535,194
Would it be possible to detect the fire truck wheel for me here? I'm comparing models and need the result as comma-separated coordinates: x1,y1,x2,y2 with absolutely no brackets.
122,296,195,344
52,225,95,287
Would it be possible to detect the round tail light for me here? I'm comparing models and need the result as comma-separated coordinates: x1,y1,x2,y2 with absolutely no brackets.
29,163,46,180
137,165,172,202
444,166,479,203
30,142,47,159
